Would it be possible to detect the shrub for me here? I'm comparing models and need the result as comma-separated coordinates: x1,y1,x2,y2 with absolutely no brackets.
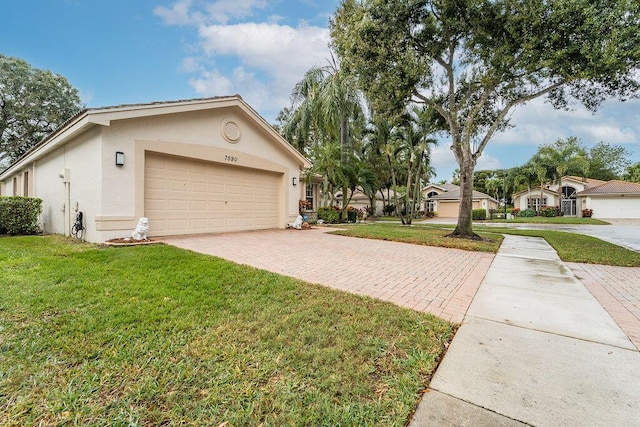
511,208,520,216
472,209,486,220
518,208,536,217
582,208,593,218
425,211,438,218
317,206,340,224
540,206,559,217
383,204,396,216
0,196,43,235
346,206,358,222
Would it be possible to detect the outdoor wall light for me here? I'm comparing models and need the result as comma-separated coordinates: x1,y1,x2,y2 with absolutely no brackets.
115,151,125,167
292,177,297,186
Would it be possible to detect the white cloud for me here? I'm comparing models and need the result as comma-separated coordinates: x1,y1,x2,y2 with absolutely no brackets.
197,22,329,80
204,0,268,24
190,22,330,118
154,0,197,25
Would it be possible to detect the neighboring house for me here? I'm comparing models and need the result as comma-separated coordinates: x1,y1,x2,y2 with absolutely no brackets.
577,180,640,219
512,176,607,216
334,188,398,216
422,183,498,218
0,96,312,242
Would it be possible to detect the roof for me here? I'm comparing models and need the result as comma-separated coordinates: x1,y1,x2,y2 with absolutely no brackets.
0,96,311,179
424,183,497,202
577,180,640,196
563,176,607,188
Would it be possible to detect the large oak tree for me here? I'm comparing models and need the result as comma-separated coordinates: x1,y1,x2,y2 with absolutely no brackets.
331,0,640,238
1,54,83,168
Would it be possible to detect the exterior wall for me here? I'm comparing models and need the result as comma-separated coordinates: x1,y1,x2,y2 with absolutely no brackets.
0,128,102,238
581,196,640,219
34,128,103,238
515,191,558,211
95,108,302,241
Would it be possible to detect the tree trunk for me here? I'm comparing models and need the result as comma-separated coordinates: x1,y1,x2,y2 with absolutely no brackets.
387,153,402,222
340,115,349,221
449,146,481,239
403,159,413,225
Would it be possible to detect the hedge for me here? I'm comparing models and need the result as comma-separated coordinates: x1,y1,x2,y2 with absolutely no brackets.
472,209,486,220
318,206,340,224
0,196,43,235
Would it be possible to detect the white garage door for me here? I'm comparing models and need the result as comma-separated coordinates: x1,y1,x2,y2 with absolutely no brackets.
591,198,640,219
144,153,281,236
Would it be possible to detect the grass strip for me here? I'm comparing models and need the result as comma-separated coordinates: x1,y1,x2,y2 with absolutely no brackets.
331,223,502,253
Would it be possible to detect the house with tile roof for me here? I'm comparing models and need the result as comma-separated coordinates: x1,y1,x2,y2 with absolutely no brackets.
0,96,313,242
422,183,498,218
576,180,640,218
512,176,640,218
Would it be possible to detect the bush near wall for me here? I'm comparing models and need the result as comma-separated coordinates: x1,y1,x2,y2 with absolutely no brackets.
472,209,487,220
0,196,43,235
317,206,340,224
518,209,537,217
540,206,561,217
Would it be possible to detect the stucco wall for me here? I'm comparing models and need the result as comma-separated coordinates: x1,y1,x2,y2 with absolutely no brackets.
96,108,301,238
34,128,102,239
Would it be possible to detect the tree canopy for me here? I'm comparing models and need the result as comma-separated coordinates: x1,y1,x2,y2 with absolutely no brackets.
331,0,640,237
0,54,83,168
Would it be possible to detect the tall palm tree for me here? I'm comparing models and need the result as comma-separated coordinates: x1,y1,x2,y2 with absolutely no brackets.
536,137,589,213
286,56,364,219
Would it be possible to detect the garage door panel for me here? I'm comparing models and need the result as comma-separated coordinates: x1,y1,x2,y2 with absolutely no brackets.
145,153,281,236
190,181,207,192
145,177,165,190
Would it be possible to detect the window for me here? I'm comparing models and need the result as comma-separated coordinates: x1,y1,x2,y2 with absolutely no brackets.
426,191,438,212
305,184,315,210
23,171,29,197
13,177,18,196
527,197,547,212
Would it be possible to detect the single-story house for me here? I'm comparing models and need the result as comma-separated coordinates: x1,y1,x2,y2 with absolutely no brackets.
334,188,397,216
422,183,498,218
0,96,312,242
577,180,640,218
511,176,640,218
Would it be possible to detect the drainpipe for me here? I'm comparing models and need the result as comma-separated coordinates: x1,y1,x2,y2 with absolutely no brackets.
59,168,71,235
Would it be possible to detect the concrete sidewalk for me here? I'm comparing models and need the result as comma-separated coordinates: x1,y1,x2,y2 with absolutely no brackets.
410,235,640,426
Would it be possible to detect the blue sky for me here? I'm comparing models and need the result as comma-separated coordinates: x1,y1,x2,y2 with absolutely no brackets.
2,0,639,181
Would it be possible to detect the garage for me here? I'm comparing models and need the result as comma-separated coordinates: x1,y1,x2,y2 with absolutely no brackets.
586,197,640,219
144,153,282,236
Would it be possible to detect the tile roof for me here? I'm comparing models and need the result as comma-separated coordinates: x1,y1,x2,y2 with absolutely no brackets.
564,176,607,188
577,180,640,195
425,183,496,201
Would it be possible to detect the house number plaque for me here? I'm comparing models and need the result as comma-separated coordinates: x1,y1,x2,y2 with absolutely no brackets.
224,155,238,163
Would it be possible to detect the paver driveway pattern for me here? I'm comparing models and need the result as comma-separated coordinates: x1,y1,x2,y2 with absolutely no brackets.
162,227,495,323
569,263,640,350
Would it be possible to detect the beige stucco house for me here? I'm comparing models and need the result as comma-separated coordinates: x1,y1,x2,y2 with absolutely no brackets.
511,176,640,218
0,96,313,242
423,183,498,218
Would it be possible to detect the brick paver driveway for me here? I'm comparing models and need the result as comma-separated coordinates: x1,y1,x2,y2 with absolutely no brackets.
162,227,494,323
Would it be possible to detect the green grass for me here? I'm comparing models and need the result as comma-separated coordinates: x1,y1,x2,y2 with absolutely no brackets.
473,225,640,267
331,223,503,253
0,235,453,426
488,216,609,225
332,223,640,266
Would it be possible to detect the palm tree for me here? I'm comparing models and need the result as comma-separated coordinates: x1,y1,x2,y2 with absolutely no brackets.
286,56,364,219
536,137,589,214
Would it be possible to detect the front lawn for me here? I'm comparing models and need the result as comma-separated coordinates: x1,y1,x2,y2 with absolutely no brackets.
473,226,640,267
488,216,609,225
332,223,640,266
331,223,502,253
0,236,453,426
